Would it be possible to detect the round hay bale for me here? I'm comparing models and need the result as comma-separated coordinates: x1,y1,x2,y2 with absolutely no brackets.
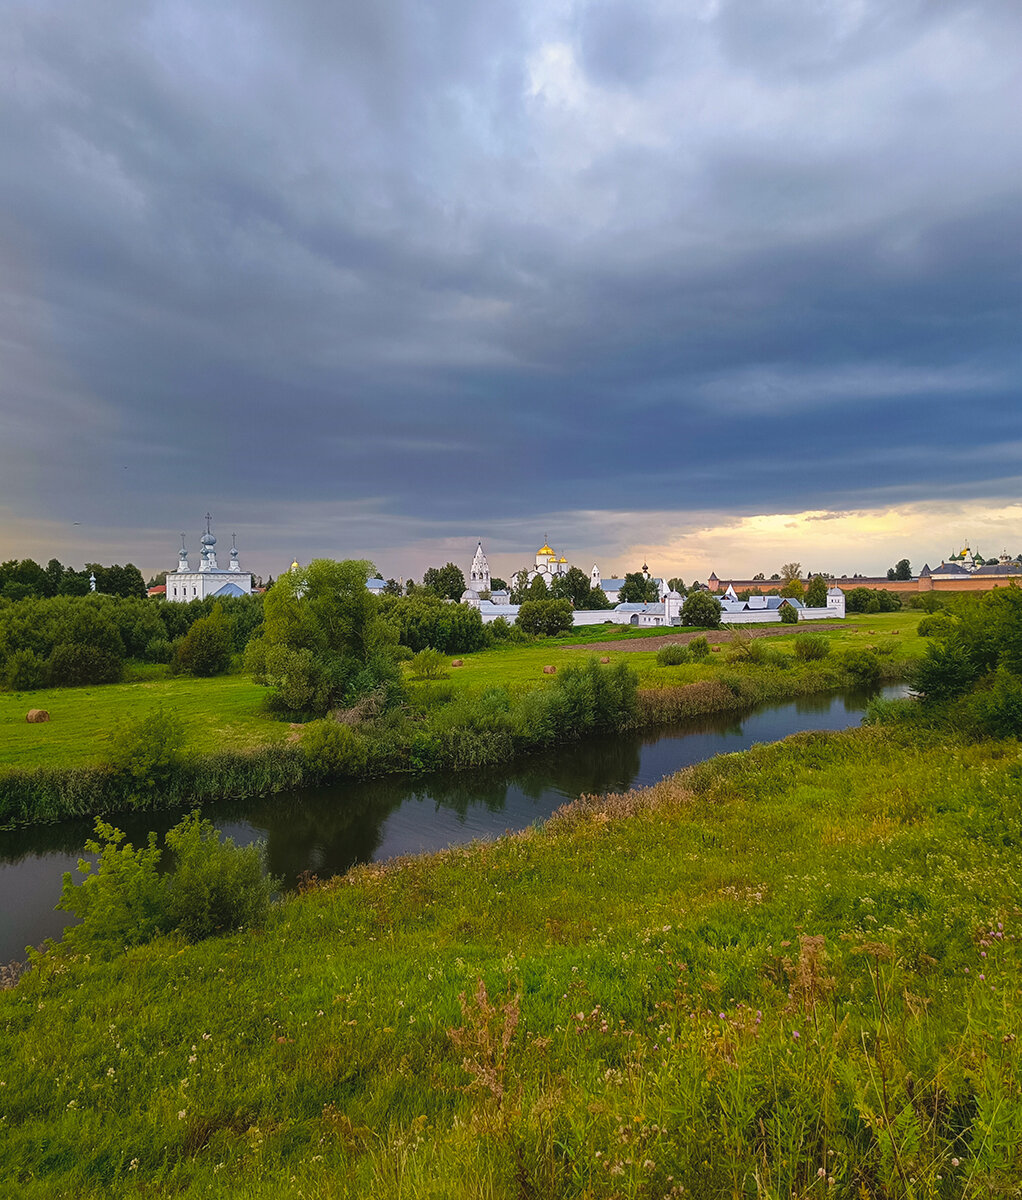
599,656,610,664
25,709,50,723
542,665,556,675
451,659,463,667
711,645,721,653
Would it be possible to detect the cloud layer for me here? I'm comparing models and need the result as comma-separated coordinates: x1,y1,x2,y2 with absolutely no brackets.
1,0,1019,577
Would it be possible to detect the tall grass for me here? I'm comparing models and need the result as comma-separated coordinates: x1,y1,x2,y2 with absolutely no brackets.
2,723,1020,1195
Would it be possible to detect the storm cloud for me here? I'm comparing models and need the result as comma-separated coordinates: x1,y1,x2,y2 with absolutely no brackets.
1,0,1019,576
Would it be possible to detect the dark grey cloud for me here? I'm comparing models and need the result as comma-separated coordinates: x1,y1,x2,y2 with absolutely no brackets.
0,0,1019,572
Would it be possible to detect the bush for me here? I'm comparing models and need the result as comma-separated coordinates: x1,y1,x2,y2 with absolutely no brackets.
107,706,185,789
264,645,333,716
164,812,276,942
688,636,710,658
412,647,448,679
301,719,369,777
489,617,512,641
516,599,574,637
681,592,722,628
779,604,799,625
656,644,691,666
48,642,123,685
840,649,882,687
967,669,1022,737
793,633,830,662
917,614,956,638
3,647,46,690
910,640,979,705
144,637,174,663
173,603,233,676
54,819,168,959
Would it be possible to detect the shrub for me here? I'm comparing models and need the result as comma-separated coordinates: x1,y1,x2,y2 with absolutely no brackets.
412,647,448,679
489,617,512,641
681,592,721,628
264,645,333,716
910,640,979,705
3,647,46,690
48,642,123,685
173,603,233,676
657,644,691,666
53,819,169,959
392,643,414,662
301,719,369,777
779,604,799,624
793,633,830,662
164,812,276,942
107,706,185,789
918,614,956,638
516,599,574,637
144,637,173,664
688,636,710,658
840,649,882,687
967,669,1022,737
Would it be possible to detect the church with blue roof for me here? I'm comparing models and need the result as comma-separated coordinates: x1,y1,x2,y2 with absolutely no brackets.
166,515,253,602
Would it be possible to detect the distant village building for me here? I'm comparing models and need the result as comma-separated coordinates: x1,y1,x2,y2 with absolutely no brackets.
166,515,252,603
716,583,845,623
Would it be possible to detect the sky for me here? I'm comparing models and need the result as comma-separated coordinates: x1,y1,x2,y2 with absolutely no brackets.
1,0,1020,584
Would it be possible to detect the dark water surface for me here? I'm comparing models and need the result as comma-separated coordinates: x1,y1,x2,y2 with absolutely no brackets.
0,685,907,961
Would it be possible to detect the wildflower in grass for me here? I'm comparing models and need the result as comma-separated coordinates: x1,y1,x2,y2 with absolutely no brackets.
792,1030,800,1040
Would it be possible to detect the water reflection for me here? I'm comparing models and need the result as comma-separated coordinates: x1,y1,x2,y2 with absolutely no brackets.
0,684,907,961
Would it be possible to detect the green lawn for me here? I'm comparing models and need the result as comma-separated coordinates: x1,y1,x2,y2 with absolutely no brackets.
0,674,288,771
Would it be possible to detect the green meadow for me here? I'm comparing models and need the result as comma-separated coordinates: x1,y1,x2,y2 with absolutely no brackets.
0,613,923,777
2,717,1019,1197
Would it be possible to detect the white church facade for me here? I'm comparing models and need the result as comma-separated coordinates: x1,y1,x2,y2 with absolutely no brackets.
166,516,253,603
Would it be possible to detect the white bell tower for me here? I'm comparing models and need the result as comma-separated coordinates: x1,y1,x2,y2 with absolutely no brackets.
469,541,491,592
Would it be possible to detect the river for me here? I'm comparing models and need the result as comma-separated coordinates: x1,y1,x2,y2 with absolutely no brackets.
0,684,907,962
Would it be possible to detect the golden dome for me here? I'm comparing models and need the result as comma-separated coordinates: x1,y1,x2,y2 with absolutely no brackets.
538,544,555,556
558,557,567,563
290,559,300,571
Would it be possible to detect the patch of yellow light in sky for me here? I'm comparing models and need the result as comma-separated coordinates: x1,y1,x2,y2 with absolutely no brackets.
621,500,1022,579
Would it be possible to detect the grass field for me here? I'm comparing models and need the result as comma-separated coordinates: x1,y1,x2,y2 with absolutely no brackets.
0,675,289,771
0,613,924,776
417,611,925,695
2,716,1019,1196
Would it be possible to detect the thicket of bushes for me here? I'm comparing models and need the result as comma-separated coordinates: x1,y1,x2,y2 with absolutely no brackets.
0,592,263,690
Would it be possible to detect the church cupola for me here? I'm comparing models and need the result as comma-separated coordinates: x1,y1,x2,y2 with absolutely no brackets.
177,533,190,572
199,513,218,571
229,533,240,572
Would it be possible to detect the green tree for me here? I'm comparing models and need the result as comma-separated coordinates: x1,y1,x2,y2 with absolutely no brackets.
550,566,592,608
805,575,828,607
526,574,550,600
107,705,185,788
780,563,802,584
422,563,467,601
174,603,233,676
490,577,508,592
509,569,530,604
251,559,402,717
618,572,659,603
779,575,805,600
667,577,686,594
681,592,721,628
516,599,574,636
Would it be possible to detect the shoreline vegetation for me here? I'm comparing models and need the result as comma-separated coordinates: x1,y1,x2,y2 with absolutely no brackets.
2,713,1019,1194
0,620,914,828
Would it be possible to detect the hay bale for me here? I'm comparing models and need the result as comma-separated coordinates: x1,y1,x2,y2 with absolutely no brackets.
451,659,463,667
542,665,556,675
711,645,721,653
600,656,610,664
25,709,50,723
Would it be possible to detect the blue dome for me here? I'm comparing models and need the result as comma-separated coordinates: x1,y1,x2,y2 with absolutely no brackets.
201,533,216,546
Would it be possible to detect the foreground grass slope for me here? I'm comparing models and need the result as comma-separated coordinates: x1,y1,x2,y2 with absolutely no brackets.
2,719,1019,1197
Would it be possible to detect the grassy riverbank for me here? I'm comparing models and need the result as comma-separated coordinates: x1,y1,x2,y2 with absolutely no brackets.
0,614,923,828
1,613,921,772
2,718,1020,1197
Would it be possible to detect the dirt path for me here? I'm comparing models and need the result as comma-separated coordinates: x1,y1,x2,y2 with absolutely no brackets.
569,625,859,654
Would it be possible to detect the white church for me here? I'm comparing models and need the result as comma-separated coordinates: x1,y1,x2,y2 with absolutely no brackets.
166,515,253,602
462,540,682,627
